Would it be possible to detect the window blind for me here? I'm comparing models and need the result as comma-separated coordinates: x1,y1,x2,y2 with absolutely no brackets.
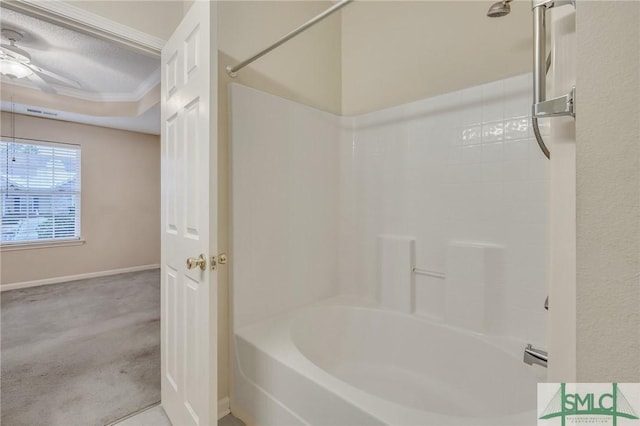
0,139,81,244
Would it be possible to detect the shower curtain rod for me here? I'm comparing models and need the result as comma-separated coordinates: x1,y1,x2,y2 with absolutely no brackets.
225,0,353,77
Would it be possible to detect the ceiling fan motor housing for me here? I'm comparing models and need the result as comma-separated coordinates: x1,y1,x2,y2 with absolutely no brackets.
0,26,81,91
1,29,31,63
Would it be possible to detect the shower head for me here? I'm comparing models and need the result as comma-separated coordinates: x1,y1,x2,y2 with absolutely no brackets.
487,0,512,17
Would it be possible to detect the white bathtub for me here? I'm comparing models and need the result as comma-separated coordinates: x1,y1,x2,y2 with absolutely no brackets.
233,301,544,426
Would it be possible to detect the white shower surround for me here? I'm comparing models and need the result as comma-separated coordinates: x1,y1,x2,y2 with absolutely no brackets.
230,75,548,424
340,73,548,343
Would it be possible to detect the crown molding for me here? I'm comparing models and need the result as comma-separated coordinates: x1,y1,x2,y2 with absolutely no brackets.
1,0,165,57
0,99,161,135
1,67,160,103
131,67,162,101
0,84,159,117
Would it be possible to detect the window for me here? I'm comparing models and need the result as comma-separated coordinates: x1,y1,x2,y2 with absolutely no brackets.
1,139,81,244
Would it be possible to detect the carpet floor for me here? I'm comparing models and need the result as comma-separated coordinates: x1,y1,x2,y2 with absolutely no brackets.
1,269,160,426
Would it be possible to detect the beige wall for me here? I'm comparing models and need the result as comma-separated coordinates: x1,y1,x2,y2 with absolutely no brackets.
218,1,342,114
576,1,640,381
217,0,342,404
341,1,532,115
65,1,184,41
0,113,160,285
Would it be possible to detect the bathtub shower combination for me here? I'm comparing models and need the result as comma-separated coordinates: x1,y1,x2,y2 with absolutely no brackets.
233,301,544,426
230,73,549,425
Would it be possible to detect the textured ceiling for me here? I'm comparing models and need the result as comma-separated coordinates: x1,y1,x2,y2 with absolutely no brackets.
0,6,160,134
0,7,160,97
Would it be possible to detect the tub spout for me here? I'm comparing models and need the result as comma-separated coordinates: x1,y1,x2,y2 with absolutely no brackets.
524,344,548,368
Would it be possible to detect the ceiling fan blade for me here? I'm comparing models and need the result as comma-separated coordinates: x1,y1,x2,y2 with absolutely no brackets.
27,64,82,89
26,71,56,94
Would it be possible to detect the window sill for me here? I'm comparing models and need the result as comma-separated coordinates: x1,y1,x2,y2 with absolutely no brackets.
0,239,86,252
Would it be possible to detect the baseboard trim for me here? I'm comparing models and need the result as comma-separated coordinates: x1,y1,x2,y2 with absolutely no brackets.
218,396,231,420
1,264,160,292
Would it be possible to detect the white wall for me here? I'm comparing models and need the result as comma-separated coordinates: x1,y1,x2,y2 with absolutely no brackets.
341,74,548,344
230,84,340,328
575,1,640,381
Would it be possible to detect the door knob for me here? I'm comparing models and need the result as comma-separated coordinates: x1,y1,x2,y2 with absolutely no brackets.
211,253,228,270
186,254,207,271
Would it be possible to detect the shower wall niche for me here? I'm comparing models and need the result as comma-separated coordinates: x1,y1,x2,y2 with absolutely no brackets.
231,73,548,345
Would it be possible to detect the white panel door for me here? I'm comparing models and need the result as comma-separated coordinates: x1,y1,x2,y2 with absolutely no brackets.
161,2,217,425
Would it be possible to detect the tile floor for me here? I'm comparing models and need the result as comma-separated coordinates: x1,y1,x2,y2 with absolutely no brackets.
114,405,245,426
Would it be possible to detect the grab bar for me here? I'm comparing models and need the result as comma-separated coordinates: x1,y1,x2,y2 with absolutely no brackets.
531,0,576,159
412,268,446,279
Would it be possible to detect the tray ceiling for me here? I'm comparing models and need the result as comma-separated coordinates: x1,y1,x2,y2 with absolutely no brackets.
0,5,161,134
